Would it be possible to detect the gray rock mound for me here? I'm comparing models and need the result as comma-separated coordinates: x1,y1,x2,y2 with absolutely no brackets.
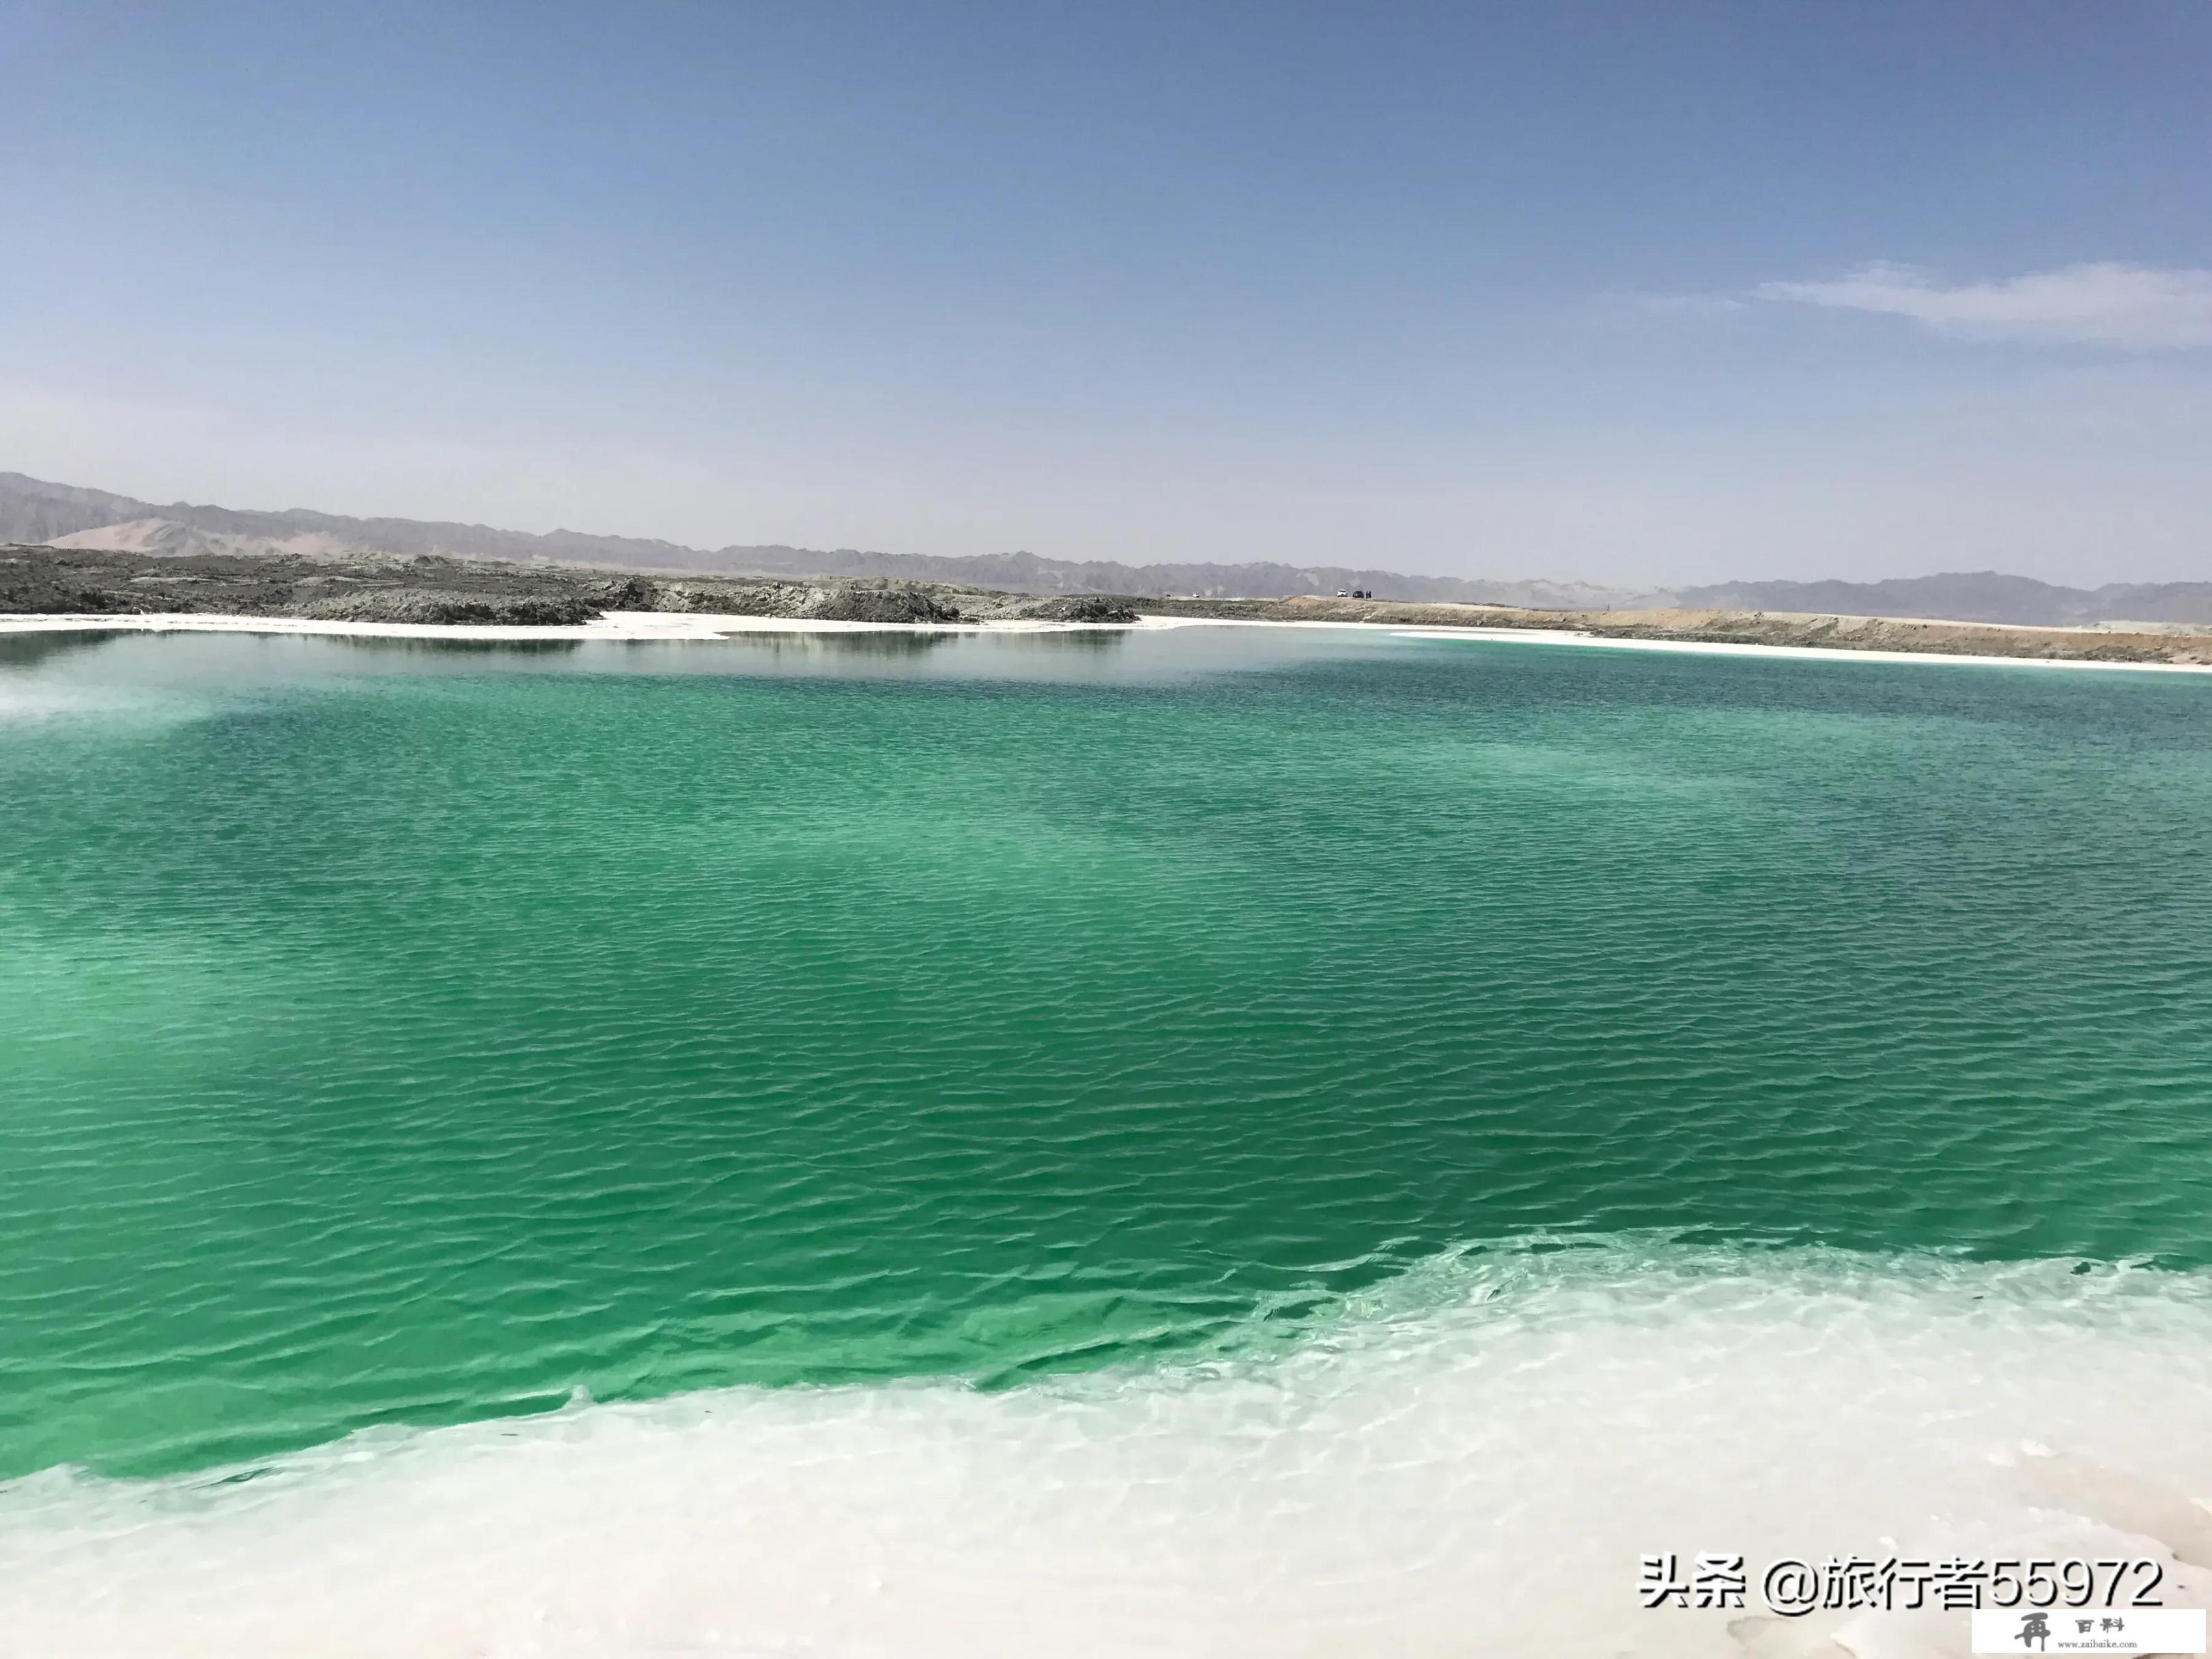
302,590,599,625
1015,594,1140,623
806,584,963,624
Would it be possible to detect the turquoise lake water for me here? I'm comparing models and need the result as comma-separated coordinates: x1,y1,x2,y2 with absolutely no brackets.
4,624,2209,1500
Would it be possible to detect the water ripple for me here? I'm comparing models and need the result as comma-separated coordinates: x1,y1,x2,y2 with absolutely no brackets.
1,628,2209,1481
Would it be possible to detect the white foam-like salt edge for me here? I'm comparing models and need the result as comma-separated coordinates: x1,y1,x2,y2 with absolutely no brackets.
0,608,1105,641
3,608,2209,675
1386,625,2212,675
3,1245,2209,1658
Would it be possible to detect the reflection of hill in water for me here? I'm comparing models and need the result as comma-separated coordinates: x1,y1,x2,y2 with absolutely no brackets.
709,630,955,662
1016,629,1126,655
712,628,1133,665
320,635,584,660
0,627,1135,683
0,631,124,672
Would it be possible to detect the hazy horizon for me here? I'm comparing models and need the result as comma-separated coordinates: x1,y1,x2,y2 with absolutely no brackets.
5,3,2209,587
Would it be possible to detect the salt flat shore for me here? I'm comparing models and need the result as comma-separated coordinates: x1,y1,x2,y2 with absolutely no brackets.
0,609,1126,642
1159,593,2212,670
5,540,2211,672
1383,623,2212,675
8,605,2212,677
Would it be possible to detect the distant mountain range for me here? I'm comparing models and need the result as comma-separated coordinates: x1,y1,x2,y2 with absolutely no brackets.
1677,573,2212,627
5,469,2209,625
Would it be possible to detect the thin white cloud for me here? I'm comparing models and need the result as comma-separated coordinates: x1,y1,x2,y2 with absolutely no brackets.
1757,261,2212,348
1625,292,1747,317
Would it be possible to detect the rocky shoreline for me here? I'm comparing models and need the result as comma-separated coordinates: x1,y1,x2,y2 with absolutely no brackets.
0,544,1140,628
5,542,2209,666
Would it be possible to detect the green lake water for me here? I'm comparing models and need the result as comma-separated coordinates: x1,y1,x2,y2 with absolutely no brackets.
3,625,2209,1482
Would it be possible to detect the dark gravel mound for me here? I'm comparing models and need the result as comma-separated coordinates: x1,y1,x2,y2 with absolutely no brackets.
0,552,150,613
0,546,1142,629
1015,594,1140,623
590,576,661,610
647,579,810,615
302,591,600,625
809,584,964,624
0,543,1054,634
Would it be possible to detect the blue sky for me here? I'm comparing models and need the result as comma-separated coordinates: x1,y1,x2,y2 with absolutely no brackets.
5,1,2209,584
